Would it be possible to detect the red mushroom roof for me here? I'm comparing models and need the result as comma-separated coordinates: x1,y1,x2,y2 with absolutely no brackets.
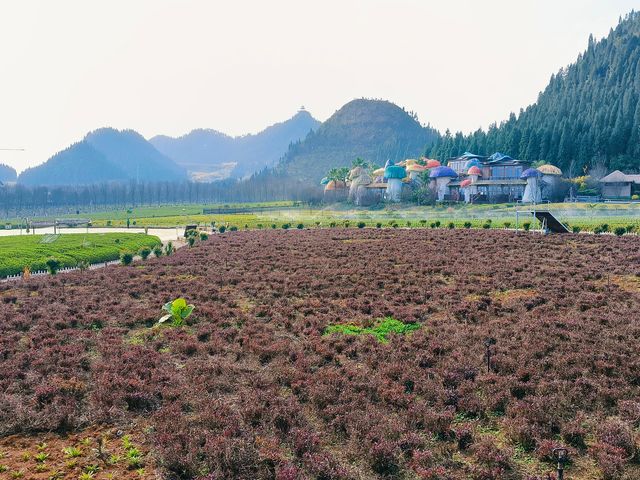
460,179,472,187
467,166,482,176
425,159,441,168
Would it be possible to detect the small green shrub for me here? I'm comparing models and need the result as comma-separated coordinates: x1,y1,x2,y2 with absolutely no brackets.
434,221,441,228
324,317,421,343
45,258,61,275
625,224,635,233
523,222,531,231
572,226,581,234
482,223,491,229
376,222,382,228
164,242,174,256
187,236,196,248
464,222,472,229
199,232,209,240
448,222,455,229
281,223,290,230
218,226,227,233
296,223,304,229
503,222,511,229
329,222,337,228
599,223,610,233
406,221,412,227
357,222,366,229
139,247,151,260
120,252,134,265
614,226,626,236
271,224,277,229
229,226,238,231
153,245,163,257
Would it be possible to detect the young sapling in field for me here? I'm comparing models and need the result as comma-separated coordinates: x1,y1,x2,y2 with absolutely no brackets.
158,298,195,327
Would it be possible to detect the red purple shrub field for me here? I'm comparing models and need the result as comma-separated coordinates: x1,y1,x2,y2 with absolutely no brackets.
1,229,639,479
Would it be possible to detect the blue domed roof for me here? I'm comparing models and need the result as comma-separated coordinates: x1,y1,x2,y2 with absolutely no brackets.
465,159,482,169
429,166,458,179
384,165,406,180
520,168,542,179
320,177,329,185
384,159,394,168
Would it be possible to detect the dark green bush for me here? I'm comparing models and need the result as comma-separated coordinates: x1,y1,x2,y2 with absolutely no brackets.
139,247,151,260
614,226,626,236
153,245,163,257
376,222,382,228
572,226,581,234
120,252,134,266
448,222,455,229
46,258,60,275
282,223,290,230
229,226,238,231
296,223,304,230
482,223,491,229
357,222,366,229
218,226,227,234
503,222,511,229
199,232,209,241
523,222,531,231
464,222,472,229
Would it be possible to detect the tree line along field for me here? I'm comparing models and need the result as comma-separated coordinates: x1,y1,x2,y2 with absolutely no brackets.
0,229,638,479
3,201,639,232
0,233,161,277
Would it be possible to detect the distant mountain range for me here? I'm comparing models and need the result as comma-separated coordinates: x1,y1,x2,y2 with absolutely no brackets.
150,109,320,180
19,128,186,186
272,99,439,182
0,164,17,183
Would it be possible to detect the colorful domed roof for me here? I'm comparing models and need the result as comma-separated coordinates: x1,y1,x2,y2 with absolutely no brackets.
384,165,407,180
372,167,385,177
406,164,428,173
537,164,562,176
520,168,542,179
460,179,472,187
465,159,482,169
429,166,458,178
320,177,329,185
467,166,482,176
425,159,441,169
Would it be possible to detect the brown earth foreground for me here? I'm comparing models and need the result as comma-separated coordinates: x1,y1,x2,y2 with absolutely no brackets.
0,229,639,479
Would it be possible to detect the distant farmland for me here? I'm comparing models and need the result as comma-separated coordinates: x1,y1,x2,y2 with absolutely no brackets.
0,233,161,277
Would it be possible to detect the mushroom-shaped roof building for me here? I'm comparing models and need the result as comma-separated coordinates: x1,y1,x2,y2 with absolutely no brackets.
425,159,441,169
537,164,562,176
467,166,482,176
460,179,472,187
384,165,407,179
429,166,458,178
384,159,394,168
487,152,513,162
320,177,330,185
325,180,347,190
520,168,542,179
406,164,428,173
398,158,419,168
372,167,385,177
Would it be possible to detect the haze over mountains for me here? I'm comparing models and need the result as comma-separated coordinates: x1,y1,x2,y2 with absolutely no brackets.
11,11,640,189
151,109,320,181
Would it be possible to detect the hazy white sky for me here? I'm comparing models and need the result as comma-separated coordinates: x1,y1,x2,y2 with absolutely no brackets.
1,0,638,172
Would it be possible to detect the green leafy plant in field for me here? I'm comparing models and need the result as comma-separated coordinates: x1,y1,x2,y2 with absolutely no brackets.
464,222,472,229
614,226,626,236
572,226,581,234
523,222,531,231
153,245,163,257
159,298,195,327
199,232,209,241
296,223,304,229
324,317,420,343
63,446,82,458
218,226,227,233
187,236,196,248
164,242,174,256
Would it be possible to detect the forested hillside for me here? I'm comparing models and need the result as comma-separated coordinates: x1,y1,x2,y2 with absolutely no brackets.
427,11,640,175
272,99,439,182
0,163,17,182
